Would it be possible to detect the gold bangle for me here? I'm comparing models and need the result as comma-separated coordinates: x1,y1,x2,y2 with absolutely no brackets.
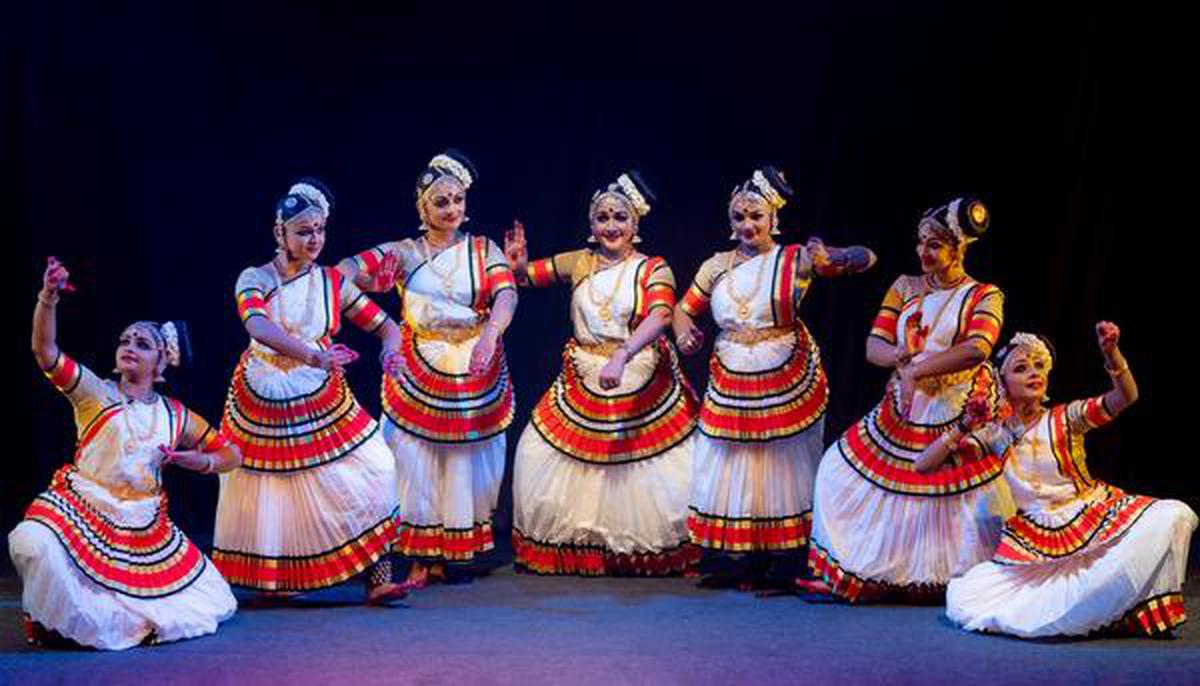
1105,363,1128,377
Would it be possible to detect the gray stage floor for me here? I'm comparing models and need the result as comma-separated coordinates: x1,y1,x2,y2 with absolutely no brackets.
2,565,1199,686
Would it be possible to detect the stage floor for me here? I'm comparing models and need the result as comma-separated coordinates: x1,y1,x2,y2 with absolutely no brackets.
2,565,1198,686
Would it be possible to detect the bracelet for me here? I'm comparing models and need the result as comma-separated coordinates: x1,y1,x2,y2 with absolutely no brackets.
942,428,964,451
201,453,216,474
1104,362,1128,377
37,291,59,307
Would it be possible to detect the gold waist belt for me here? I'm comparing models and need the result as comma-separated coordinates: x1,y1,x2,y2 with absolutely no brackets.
252,348,309,372
573,339,626,357
411,322,485,344
719,326,794,345
915,366,977,395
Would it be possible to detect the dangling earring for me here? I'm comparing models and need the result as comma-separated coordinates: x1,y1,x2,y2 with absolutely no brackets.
632,234,643,244
463,215,472,224
587,234,598,243
729,229,738,241
769,216,781,236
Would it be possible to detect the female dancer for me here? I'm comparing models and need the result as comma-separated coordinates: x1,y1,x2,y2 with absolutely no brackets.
935,324,1197,637
799,197,1014,601
213,178,408,603
11,257,239,649
673,167,875,588
505,170,701,575
338,151,517,588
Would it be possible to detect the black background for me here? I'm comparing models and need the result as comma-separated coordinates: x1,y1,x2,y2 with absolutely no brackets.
7,2,1172,565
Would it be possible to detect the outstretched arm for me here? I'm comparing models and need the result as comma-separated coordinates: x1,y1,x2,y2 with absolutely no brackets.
33,257,72,370
1096,321,1137,416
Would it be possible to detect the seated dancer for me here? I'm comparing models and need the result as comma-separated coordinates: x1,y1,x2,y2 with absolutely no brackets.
213,178,408,603
504,170,702,575
799,197,1015,601
338,150,517,589
935,324,1197,638
11,257,239,650
673,167,875,590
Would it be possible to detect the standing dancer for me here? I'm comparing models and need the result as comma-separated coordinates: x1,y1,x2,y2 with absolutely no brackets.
673,167,875,589
505,170,701,575
214,178,408,603
339,151,517,588
800,197,1014,601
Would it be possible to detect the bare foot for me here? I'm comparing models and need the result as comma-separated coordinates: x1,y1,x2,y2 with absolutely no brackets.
365,582,410,606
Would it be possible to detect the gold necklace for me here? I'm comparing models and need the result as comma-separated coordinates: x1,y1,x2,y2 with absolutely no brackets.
273,261,319,337
118,384,161,455
421,233,463,293
586,250,633,322
724,246,772,321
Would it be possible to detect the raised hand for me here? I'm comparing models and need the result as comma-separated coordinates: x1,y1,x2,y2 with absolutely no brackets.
1096,321,1120,352
504,220,528,273
43,256,76,294
805,236,831,269
364,251,402,292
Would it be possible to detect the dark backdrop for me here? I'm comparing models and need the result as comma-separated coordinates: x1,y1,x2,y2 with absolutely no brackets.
7,2,1170,565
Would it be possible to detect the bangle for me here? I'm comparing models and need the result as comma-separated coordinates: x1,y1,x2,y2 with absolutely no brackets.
1104,362,1128,377
37,291,59,307
198,453,215,474
942,429,962,450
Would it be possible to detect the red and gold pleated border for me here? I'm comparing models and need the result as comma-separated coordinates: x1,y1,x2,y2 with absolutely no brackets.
211,514,395,591
687,508,811,552
700,325,828,442
1102,593,1187,637
994,486,1157,565
807,540,945,604
531,339,699,464
222,353,379,472
512,529,701,577
23,466,205,599
381,325,514,443
836,367,1004,496
393,519,495,562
